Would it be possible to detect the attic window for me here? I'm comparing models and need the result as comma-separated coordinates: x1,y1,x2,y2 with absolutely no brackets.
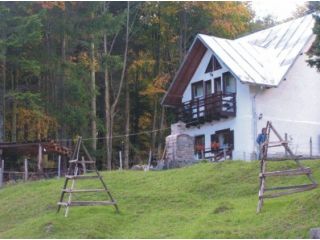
205,55,222,73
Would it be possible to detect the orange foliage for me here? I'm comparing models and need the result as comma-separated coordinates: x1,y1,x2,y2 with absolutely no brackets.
14,108,58,141
40,1,65,10
205,2,252,39
140,74,170,96
78,52,99,71
138,112,152,130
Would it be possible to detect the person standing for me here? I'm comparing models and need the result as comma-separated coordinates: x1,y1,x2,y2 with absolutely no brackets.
256,128,267,159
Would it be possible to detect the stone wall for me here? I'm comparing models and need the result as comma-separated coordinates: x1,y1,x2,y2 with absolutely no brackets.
164,122,195,168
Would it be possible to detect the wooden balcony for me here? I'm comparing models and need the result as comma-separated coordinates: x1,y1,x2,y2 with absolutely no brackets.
176,92,236,127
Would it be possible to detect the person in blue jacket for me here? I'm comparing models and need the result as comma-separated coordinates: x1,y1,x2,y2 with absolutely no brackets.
256,128,267,159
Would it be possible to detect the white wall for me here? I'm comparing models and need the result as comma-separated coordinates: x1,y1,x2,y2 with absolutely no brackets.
180,49,255,160
254,37,320,157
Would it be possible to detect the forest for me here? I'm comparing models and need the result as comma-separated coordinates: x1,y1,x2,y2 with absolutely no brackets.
0,1,318,170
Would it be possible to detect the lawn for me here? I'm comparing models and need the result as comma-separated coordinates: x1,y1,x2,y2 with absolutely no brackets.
0,160,319,238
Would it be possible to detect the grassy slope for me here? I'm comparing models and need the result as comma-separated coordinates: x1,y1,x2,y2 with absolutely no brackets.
0,160,320,238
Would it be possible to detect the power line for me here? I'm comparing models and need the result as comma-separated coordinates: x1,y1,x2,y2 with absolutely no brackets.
0,119,202,146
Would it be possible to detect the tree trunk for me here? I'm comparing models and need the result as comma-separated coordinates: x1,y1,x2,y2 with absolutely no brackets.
61,30,67,140
157,106,165,158
0,51,6,142
104,30,112,170
11,99,16,142
151,97,158,153
124,75,130,169
90,40,97,156
104,2,130,170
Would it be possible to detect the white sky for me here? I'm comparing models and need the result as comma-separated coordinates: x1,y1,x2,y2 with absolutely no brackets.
251,0,308,20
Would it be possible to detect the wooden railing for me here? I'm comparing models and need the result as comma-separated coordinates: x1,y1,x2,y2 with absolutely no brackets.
195,146,233,162
176,92,236,126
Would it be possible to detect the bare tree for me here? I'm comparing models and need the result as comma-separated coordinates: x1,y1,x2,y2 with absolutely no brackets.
104,1,130,169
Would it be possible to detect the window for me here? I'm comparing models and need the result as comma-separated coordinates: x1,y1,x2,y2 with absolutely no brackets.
205,80,212,96
191,81,204,99
194,135,205,158
214,77,222,93
214,128,234,150
213,56,222,70
205,57,213,73
205,55,222,73
211,134,220,152
222,72,236,93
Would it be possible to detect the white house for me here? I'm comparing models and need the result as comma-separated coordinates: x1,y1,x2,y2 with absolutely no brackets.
162,14,320,161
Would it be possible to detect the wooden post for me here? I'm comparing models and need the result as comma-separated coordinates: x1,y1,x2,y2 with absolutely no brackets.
147,149,152,171
0,160,3,188
37,144,43,174
57,155,61,178
285,133,288,158
119,151,122,170
24,159,28,181
224,148,226,160
81,156,87,174
310,137,312,158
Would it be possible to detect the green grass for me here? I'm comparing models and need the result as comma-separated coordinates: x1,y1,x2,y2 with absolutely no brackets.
0,160,320,238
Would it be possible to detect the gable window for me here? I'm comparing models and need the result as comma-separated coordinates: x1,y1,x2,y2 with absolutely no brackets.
191,81,204,99
213,55,222,71
205,55,222,73
222,72,236,93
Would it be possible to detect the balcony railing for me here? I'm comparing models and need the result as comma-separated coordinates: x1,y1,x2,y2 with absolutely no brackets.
176,92,236,127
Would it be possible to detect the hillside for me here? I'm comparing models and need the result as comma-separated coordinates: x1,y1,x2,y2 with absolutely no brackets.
0,160,320,238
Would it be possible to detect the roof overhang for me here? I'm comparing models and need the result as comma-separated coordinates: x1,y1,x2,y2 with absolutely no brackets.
161,38,207,107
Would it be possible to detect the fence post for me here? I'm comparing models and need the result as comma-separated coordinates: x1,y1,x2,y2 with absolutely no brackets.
57,155,61,178
0,160,3,188
37,144,43,173
310,137,312,158
24,159,28,181
224,148,227,160
285,133,288,158
147,149,152,171
81,156,87,174
119,151,122,170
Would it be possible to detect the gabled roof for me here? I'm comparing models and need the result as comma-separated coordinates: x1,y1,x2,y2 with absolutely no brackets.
162,14,315,107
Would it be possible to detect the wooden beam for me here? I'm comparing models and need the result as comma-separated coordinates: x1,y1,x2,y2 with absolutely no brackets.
24,159,28,181
58,201,117,206
265,183,317,191
263,184,317,198
65,175,100,180
58,155,61,178
37,144,43,173
62,189,107,193
260,167,311,177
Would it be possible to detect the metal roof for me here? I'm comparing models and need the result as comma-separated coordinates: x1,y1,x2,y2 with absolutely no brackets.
197,14,315,86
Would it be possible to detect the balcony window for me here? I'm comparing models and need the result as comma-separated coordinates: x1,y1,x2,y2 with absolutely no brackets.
205,80,212,96
223,72,236,93
191,81,204,99
214,77,222,93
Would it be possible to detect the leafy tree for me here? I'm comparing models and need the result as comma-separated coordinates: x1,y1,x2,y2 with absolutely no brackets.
307,2,320,71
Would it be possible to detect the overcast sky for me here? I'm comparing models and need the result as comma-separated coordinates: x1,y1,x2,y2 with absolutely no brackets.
251,0,307,20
